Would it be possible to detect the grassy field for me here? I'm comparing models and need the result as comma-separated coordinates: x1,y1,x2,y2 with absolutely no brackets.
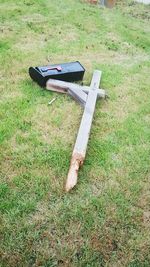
0,0,150,266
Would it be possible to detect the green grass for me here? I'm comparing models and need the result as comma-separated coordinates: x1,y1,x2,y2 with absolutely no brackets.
0,0,150,266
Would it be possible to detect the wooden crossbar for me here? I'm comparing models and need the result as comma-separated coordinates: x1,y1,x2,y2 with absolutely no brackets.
46,71,106,192
46,79,106,99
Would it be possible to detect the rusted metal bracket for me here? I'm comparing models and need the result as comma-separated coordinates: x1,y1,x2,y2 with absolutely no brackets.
46,70,105,192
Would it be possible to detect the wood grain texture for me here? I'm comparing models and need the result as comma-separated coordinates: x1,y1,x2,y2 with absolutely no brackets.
46,79,106,98
68,87,87,107
65,70,102,192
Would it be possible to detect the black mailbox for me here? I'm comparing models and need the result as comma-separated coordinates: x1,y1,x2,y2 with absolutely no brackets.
29,61,85,87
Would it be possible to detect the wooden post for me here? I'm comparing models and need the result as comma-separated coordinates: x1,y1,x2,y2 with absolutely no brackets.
65,70,102,192
46,79,106,99
100,0,116,8
68,87,87,107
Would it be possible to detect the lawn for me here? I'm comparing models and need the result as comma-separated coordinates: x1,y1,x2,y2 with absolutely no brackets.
0,0,150,266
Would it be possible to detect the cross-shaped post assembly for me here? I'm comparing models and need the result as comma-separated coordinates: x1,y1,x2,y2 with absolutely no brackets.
46,70,106,192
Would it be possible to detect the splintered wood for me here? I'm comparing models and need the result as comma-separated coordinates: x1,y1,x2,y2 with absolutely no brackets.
65,70,102,192
46,70,105,192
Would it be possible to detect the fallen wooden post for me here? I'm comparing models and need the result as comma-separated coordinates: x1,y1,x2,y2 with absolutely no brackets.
46,71,105,192
46,79,106,99
65,70,102,192
68,86,87,107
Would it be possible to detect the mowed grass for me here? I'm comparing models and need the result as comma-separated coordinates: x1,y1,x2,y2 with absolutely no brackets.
0,0,150,266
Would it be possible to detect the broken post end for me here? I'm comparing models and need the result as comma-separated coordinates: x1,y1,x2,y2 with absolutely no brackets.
65,153,84,192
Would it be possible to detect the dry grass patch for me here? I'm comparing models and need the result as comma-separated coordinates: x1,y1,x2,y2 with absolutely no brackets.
14,34,46,52
22,13,47,23
32,99,82,146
